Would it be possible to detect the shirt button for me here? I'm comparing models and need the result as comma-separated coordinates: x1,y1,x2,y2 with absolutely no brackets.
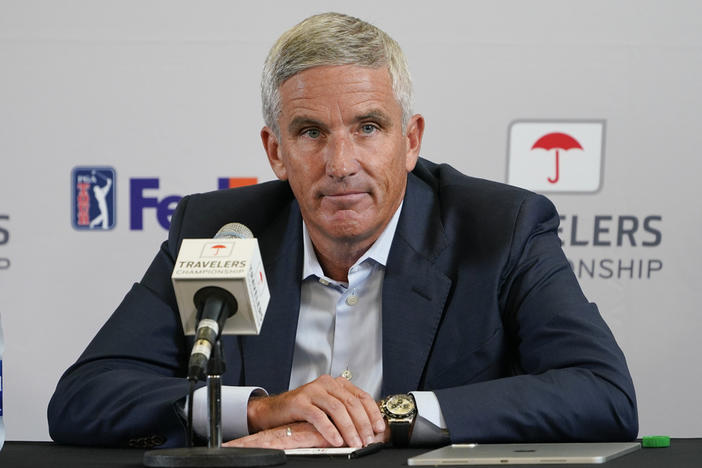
346,295,358,306
319,278,329,286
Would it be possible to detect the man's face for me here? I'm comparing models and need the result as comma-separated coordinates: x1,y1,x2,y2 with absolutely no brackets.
262,65,424,248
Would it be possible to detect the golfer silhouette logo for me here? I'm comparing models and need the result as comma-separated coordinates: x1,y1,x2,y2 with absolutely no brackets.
71,167,116,230
89,171,113,229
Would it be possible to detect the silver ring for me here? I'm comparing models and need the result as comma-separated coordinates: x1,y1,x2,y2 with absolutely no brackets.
285,427,293,437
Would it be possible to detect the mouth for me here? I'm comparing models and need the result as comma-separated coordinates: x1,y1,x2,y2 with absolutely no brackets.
320,191,369,207
324,190,365,198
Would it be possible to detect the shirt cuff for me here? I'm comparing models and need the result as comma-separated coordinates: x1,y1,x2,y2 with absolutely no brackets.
410,391,450,445
191,386,268,441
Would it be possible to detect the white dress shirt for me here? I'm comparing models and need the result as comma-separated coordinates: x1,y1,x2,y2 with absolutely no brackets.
191,203,447,443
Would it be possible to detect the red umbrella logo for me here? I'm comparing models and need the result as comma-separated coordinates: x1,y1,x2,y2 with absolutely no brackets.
531,132,583,184
210,244,227,256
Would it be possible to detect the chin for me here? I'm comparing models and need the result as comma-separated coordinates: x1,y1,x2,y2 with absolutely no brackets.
315,210,380,242
327,225,365,241
322,220,372,243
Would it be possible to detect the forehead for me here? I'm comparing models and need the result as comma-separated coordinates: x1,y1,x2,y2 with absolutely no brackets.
277,65,400,120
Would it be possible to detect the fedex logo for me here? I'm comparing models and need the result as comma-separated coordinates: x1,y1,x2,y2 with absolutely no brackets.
218,177,258,190
130,179,181,230
130,177,258,230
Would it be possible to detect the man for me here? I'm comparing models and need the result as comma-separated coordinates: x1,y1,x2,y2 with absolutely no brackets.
48,13,637,450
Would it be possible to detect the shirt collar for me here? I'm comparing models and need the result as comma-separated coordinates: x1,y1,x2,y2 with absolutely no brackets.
302,202,403,281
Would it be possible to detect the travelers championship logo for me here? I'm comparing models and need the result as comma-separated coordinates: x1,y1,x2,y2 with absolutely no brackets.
72,167,116,230
507,120,605,193
505,121,664,280
201,241,235,258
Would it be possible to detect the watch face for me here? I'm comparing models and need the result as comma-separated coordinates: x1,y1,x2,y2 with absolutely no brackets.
385,394,415,417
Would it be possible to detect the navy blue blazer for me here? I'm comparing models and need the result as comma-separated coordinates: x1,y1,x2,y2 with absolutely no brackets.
48,159,638,448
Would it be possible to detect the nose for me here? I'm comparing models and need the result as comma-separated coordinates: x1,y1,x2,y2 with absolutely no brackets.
325,135,359,180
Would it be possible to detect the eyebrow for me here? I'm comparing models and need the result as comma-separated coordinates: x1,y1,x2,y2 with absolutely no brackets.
354,110,393,129
287,116,327,135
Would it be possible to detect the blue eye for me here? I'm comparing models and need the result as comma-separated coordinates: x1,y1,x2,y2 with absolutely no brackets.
361,124,377,134
304,128,321,139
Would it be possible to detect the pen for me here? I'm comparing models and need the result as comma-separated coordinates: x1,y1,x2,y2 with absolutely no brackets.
348,442,385,459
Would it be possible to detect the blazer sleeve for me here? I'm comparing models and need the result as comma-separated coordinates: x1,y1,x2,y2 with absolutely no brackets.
434,193,638,443
47,196,196,448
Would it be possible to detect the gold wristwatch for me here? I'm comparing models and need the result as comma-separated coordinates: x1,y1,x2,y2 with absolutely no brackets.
379,393,417,447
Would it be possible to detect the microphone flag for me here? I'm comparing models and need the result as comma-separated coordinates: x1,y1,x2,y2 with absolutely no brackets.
172,234,270,336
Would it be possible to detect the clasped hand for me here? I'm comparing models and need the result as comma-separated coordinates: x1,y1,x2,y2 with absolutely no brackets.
223,374,387,449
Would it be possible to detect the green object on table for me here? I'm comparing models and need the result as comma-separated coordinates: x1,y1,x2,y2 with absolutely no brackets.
642,436,670,448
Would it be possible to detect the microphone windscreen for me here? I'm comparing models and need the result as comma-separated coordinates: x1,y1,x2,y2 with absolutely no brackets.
215,223,253,240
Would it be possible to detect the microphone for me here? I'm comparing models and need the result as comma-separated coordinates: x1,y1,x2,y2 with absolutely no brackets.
187,286,236,381
171,223,270,381
186,224,252,380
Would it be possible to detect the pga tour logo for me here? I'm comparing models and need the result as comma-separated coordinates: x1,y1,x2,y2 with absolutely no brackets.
72,166,116,230
507,120,605,193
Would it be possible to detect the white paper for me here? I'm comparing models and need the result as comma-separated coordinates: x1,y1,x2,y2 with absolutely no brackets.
284,447,356,456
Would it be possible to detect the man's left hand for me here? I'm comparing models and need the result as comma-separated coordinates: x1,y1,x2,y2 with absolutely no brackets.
223,421,388,450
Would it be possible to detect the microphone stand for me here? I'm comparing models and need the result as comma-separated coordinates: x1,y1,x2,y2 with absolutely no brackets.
207,340,224,449
143,338,285,467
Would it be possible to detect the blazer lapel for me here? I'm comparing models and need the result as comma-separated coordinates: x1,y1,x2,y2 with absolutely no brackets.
382,174,452,395
241,202,303,395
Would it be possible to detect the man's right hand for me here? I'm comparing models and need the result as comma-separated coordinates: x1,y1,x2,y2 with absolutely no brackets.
246,374,386,448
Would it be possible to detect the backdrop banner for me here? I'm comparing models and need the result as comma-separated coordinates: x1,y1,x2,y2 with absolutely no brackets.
1,0,700,440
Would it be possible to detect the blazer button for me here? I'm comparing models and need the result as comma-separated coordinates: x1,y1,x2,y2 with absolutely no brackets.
149,435,167,447
128,435,166,449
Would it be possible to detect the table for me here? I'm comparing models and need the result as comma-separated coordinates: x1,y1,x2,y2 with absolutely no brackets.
0,440,699,467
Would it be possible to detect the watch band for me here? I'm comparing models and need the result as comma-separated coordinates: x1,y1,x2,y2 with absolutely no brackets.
389,419,413,447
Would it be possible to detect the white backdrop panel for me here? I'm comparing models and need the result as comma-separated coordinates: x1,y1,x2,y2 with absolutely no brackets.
1,0,700,440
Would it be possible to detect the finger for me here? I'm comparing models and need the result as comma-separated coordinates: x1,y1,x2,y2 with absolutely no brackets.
298,404,345,447
335,377,384,432
358,391,386,434
310,380,370,447
333,378,381,444
224,423,330,450
288,375,360,447
247,381,346,446
310,393,361,447
245,375,374,447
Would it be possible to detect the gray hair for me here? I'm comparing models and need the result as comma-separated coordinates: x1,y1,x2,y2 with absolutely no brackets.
261,12,413,137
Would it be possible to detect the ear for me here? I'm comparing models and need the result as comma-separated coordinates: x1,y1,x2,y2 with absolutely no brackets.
261,127,288,180
404,114,425,172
